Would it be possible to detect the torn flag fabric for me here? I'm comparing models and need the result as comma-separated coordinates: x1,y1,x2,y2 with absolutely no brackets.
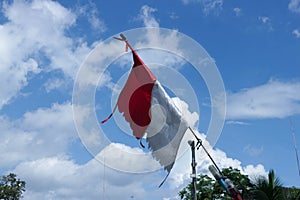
103,48,188,185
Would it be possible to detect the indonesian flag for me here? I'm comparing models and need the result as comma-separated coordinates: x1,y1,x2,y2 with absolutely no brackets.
102,49,188,186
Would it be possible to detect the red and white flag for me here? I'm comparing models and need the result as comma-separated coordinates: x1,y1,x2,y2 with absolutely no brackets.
102,47,188,186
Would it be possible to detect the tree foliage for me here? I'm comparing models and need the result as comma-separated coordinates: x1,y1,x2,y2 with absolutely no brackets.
0,173,26,200
179,174,214,200
250,169,283,200
179,167,300,200
179,167,253,200
282,187,300,200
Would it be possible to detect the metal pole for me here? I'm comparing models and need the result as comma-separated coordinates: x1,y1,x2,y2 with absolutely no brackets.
188,127,223,177
189,127,243,200
188,140,197,200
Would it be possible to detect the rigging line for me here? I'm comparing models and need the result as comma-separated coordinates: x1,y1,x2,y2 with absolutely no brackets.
188,127,224,177
289,118,300,176
103,150,106,199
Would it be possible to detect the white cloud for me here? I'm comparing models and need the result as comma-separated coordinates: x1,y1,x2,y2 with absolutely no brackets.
126,29,187,73
226,120,250,125
293,29,300,38
202,0,223,14
243,144,264,157
44,78,66,93
169,12,179,20
139,5,159,27
1,0,81,76
12,133,267,200
74,5,195,92
75,2,106,33
167,130,268,189
0,88,264,200
0,94,264,199
289,0,300,13
259,16,270,24
243,164,268,182
0,0,93,109
14,156,103,200
226,80,300,119
0,102,76,168
0,2,270,199
258,16,273,31
73,39,125,89
182,0,223,14
233,7,242,16
173,97,199,128
96,143,161,173
13,154,178,200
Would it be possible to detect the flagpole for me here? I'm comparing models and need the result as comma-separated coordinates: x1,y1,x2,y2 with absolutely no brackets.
189,127,244,200
188,140,198,200
188,127,223,176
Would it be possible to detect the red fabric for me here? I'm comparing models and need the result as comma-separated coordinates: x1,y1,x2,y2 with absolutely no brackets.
117,50,156,139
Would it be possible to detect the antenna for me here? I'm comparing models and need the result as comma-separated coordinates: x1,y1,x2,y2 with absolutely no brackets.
289,118,300,176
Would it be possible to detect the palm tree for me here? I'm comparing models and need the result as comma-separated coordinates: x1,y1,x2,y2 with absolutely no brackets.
251,169,283,200
282,187,300,200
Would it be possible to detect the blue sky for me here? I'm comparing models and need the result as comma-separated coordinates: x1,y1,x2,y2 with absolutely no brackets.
0,0,300,199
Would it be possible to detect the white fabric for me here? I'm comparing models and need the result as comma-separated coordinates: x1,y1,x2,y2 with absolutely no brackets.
146,81,188,172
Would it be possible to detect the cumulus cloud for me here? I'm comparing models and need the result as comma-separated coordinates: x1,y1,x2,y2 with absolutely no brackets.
121,28,188,76
44,78,66,93
243,164,268,181
0,102,76,168
12,132,268,200
258,16,273,31
182,0,223,15
96,143,161,173
75,1,106,33
0,2,269,199
0,0,93,109
13,153,180,200
226,79,300,119
1,0,76,74
166,130,268,190
233,7,242,16
289,0,300,13
13,156,106,200
243,144,264,157
259,16,270,24
4,93,264,200
138,5,159,27
293,29,300,38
